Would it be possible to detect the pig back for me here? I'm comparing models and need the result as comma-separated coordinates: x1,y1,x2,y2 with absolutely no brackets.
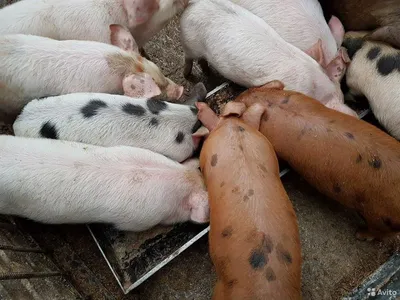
200,118,301,300
238,88,400,233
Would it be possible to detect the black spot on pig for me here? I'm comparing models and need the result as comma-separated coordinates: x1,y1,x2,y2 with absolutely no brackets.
122,103,146,116
345,132,355,139
342,38,364,59
149,118,159,127
367,47,381,60
276,244,292,265
368,156,382,169
281,97,290,104
262,234,274,254
191,120,202,133
220,181,225,187
232,186,240,194
248,189,254,197
382,217,400,231
190,106,198,115
40,121,58,140
356,154,363,163
239,145,243,151
329,120,336,124
130,84,136,90
175,131,185,144
243,195,249,202
376,55,400,76
81,100,108,118
227,279,238,288
326,128,333,132
259,164,268,173
238,126,245,132
333,183,342,193
147,98,167,114
265,267,276,282
222,226,233,238
211,154,218,167
249,250,267,270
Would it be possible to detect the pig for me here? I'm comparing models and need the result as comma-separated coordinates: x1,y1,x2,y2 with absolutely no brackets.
198,101,301,299
0,135,209,231
13,84,208,162
236,80,400,241
0,25,183,122
0,0,187,49
342,31,400,140
180,0,357,117
230,0,345,68
319,0,400,49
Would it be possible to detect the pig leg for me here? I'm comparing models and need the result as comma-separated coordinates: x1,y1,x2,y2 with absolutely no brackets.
123,73,161,98
198,58,210,75
184,58,194,78
366,26,400,49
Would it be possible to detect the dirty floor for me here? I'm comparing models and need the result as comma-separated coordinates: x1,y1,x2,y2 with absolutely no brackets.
0,5,399,300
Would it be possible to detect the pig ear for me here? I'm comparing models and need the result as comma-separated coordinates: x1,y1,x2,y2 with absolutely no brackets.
305,39,326,67
325,47,350,82
192,126,209,137
110,24,139,52
221,102,246,118
123,73,161,98
241,103,266,130
123,0,160,27
196,102,219,132
365,26,400,49
183,83,208,106
328,16,345,47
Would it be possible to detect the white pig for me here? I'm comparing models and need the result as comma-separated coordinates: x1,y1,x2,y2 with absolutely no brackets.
180,0,357,117
344,31,400,140
0,135,209,231
0,0,187,48
230,0,345,67
14,88,208,162
0,25,183,120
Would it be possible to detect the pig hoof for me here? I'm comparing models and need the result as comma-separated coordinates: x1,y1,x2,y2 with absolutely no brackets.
199,58,210,75
355,229,376,242
184,59,194,78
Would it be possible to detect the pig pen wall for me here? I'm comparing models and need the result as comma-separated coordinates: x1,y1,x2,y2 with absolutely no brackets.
0,1,399,299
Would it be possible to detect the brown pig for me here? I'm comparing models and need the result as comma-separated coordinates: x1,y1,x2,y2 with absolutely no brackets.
319,0,400,48
198,101,302,300
235,80,400,241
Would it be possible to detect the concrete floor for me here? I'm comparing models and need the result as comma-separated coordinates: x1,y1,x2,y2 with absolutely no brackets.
1,3,399,299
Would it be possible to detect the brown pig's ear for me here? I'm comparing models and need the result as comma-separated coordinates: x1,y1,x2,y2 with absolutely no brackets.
241,103,267,130
257,80,285,91
221,101,246,117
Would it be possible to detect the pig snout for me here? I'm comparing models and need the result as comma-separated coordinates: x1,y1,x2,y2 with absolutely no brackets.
165,79,184,100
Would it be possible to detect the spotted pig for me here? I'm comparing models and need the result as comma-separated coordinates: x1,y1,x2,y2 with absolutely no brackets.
0,25,183,122
198,101,301,299
343,31,400,140
236,81,400,241
0,135,209,231
14,84,208,162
